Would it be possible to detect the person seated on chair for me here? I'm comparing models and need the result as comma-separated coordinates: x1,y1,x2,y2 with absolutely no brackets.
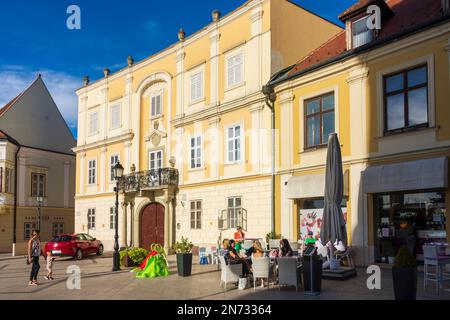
279,239,293,257
226,239,251,276
245,240,265,258
305,231,316,246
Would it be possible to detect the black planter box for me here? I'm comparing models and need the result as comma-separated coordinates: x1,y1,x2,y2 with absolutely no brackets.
121,255,138,268
303,256,323,294
392,267,417,300
176,253,193,277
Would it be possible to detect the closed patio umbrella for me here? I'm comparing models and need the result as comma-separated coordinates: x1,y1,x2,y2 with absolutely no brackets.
320,133,347,262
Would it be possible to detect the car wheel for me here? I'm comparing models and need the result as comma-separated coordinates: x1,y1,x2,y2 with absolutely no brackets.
96,245,104,256
75,249,83,260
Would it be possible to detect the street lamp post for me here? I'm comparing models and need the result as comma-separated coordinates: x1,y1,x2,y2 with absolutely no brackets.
112,161,124,272
36,196,44,232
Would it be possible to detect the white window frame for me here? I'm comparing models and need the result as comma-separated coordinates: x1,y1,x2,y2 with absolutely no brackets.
298,86,340,153
148,150,163,171
110,103,122,130
31,173,46,197
110,154,120,182
88,159,97,185
227,197,242,229
190,135,203,169
150,92,163,118
89,112,99,136
190,200,202,230
87,208,96,230
190,70,204,103
226,52,244,88
352,15,372,49
226,123,244,163
376,55,435,137
109,207,116,230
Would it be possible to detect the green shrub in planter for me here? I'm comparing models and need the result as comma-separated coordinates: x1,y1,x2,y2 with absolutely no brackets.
173,237,194,277
392,245,417,300
120,247,148,267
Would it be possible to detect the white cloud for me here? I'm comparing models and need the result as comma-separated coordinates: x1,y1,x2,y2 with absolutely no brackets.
0,66,79,134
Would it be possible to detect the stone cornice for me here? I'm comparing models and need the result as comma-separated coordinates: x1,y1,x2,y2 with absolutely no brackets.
73,132,134,153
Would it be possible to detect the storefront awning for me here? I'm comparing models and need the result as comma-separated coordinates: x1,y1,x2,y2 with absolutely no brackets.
362,156,448,194
286,171,349,199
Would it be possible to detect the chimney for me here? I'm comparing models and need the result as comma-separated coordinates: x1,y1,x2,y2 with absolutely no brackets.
443,0,450,13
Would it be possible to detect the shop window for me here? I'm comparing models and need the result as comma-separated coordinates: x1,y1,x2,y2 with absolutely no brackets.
374,190,446,262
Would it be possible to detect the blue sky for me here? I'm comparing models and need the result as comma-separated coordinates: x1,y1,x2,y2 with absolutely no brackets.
0,0,355,138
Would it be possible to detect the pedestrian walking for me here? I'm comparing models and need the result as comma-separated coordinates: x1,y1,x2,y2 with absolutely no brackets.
27,230,45,286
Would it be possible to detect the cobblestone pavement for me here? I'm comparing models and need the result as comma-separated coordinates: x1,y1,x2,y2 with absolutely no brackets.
0,253,449,300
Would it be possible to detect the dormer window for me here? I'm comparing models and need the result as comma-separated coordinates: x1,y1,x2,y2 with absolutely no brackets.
352,16,372,48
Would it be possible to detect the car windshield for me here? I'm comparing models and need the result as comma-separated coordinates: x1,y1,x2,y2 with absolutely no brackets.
51,235,73,242
84,234,94,241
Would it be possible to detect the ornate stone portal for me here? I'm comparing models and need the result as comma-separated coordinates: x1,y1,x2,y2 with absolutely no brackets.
120,167,178,253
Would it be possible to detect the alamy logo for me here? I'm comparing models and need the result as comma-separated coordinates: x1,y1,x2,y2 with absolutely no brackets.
66,265,81,290
366,5,382,30
366,265,381,290
66,5,81,30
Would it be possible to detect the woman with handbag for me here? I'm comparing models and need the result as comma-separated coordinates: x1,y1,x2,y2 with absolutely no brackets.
27,230,45,286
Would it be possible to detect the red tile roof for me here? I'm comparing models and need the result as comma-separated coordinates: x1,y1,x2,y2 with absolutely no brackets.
288,0,448,77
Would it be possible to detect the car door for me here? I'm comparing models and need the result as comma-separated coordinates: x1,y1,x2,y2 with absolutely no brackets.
84,234,96,254
75,234,88,254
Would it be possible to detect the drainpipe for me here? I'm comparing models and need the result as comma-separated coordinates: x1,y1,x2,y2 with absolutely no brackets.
12,144,21,257
262,84,277,234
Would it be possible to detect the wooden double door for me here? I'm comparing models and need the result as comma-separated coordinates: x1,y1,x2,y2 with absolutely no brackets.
140,203,165,250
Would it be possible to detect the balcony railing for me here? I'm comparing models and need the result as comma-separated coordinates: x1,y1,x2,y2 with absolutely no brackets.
121,168,179,193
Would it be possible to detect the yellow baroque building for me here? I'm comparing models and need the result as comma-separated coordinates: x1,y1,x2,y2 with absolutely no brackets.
268,0,450,266
73,0,342,252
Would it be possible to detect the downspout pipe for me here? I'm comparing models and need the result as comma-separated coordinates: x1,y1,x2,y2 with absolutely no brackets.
262,84,277,234
13,144,21,256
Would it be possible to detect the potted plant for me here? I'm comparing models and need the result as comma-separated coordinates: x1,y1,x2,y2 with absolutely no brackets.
265,231,282,250
392,245,417,300
173,237,194,277
120,247,148,267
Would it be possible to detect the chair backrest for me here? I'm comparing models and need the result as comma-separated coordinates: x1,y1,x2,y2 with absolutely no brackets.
210,246,217,252
289,241,299,252
269,239,280,249
423,245,438,260
251,256,270,278
277,257,298,284
199,247,206,256
243,240,253,250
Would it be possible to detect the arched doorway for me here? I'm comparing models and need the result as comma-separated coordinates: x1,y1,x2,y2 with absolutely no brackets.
140,203,165,250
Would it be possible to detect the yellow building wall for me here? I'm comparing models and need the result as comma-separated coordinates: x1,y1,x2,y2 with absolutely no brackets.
367,36,450,153
108,77,126,102
270,0,342,72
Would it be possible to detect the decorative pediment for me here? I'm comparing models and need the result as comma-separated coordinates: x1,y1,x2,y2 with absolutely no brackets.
145,124,167,147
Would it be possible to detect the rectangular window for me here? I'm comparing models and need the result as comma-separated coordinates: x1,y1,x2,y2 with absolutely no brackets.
352,16,372,48
384,65,428,133
24,222,37,240
110,155,119,181
52,223,64,237
88,160,96,185
0,167,3,193
110,207,116,230
227,197,242,229
227,53,243,87
5,168,13,193
190,71,203,101
87,208,96,229
305,93,335,148
149,150,163,171
89,112,99,136
190,136,202,169
31,173,46,197
227,125,242,162
151,94,162,117
190,200,202,229
110,104,121,129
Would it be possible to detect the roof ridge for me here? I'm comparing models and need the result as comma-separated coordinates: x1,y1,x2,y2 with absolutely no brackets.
0,74,41,118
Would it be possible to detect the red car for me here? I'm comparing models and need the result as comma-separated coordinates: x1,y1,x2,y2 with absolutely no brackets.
45,233,104,260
